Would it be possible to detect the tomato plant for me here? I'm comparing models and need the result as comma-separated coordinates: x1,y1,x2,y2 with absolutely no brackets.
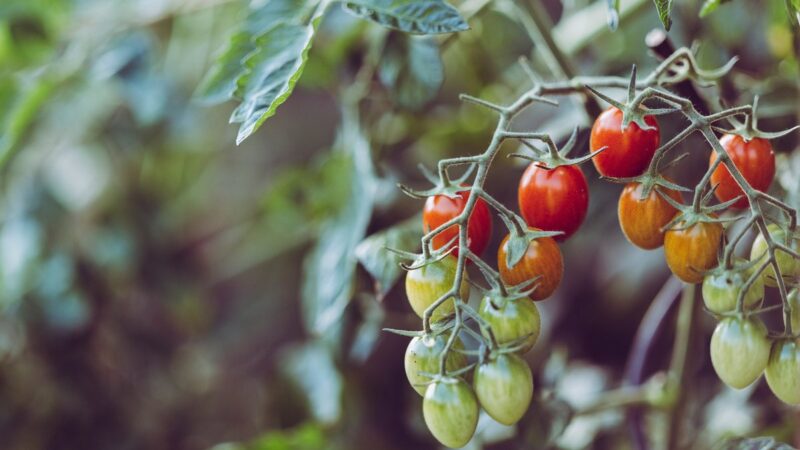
709,135,775,209
405,334,467,396
709,316,771,389
589,107,660,178
423,189,492,256
473,353,533,426
497,230,563,301
423,377,479,448
518,163,589,241
664,221,723,284
617,182,682,250
405,256,469,321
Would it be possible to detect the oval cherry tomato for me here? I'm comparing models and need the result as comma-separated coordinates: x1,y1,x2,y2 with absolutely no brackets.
497,230,563,301
701,260,764,314
423,189,492,257
473,353,533,426
790,290,800,332
423,377,479,448
405,256,470,322
764,338,800,405
478,294,541,353
710,316,770,389
518,163,589,241
664,221,723,284
589,107,660,178
617,182,682,250
405,333,467,396
749,223,800,287
709,135,775,209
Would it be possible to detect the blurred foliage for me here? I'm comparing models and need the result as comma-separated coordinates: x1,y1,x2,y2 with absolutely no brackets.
0,0,798,449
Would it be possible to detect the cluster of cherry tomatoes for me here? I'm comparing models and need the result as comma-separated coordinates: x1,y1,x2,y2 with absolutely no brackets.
401,106,798,447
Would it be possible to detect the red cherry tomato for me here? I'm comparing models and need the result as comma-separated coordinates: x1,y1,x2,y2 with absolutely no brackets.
709,135,775,209
423,189,492,256
590,107,660,178
518,163,589,241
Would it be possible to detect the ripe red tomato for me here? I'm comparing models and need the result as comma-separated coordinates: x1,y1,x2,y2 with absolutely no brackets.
590,107,660,178
497,230,563,301
664,221,723,284
423,188,492,256
709,135,775,209
518,163,589,241
617,182,682,250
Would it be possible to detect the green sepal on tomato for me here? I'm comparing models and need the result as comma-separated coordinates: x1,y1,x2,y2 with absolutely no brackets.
497,229,563,301
423,377,479,448
405,333,467,396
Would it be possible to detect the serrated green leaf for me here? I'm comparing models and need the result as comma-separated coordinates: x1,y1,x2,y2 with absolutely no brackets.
653,0,673,30
378,33,443,110
714,437,795,450
342,0,468,34
354,215,422,298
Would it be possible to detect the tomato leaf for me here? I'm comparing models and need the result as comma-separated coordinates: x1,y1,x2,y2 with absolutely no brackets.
378,33,443,110
699,0,732,17
342,0,469,34
714,437,795,450
301,110,378,336
355,215,422,299
195,0,324,144
652,0,673,30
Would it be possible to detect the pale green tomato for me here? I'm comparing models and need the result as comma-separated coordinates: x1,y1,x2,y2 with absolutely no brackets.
404,334,467,396
473,353,533,426
423,377,478,448
749,224,800,287
710,316,770,389
702,262,764,314
790,290,800,333
765,339,800,405
405,256,470,322
478,295,541,353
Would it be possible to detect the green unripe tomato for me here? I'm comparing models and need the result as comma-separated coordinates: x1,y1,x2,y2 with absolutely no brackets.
749,224,800,287
790,290,800,333
423,377,479,448
405,333,467,396
702,262,764,314
473,353,533,426
764,338,800,405
710,316,771,389
478,295,541,353
405,256,470,322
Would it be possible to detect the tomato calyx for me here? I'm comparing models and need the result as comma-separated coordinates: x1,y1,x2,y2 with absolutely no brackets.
508,126,606,170
712,96,800,142
387,235,459,271
398,161,477,200
498,214,562,269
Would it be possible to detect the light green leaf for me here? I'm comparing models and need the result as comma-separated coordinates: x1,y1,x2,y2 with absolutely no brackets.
378,33,443,110
301,110,377,335
342,0,469,34
653,0,673,30
354,215,422,298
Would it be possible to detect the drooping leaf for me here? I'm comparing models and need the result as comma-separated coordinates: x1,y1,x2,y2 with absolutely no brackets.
354,215,422,298
653,0,673,30
301,110,377,336
378,33,443,110
342,0,468,34
714,437,795,450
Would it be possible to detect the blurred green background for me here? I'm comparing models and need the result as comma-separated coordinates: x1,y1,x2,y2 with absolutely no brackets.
0,0,798,449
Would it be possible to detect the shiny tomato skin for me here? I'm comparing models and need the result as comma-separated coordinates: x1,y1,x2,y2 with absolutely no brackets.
423,189,492,257
405,256,470,322
423,377,479,448
473,354,533,426
664,221,723,284
764,338,800,405
478,295,541,353
709,135,775,209
497,230,563,301
617,182,682,250
404,334,467,396
590,107,660,178
518,163,589,241
701,260,765,314
710,316,771,389
749,223,800,287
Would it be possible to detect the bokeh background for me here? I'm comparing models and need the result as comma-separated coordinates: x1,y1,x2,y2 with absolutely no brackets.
0,0,798,449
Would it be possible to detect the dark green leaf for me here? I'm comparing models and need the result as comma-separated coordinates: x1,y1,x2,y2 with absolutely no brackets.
301,110,377,335
354,215,422,298
378,33,443,110
714,437,795,450
653,0,673,30
342,0,468,34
